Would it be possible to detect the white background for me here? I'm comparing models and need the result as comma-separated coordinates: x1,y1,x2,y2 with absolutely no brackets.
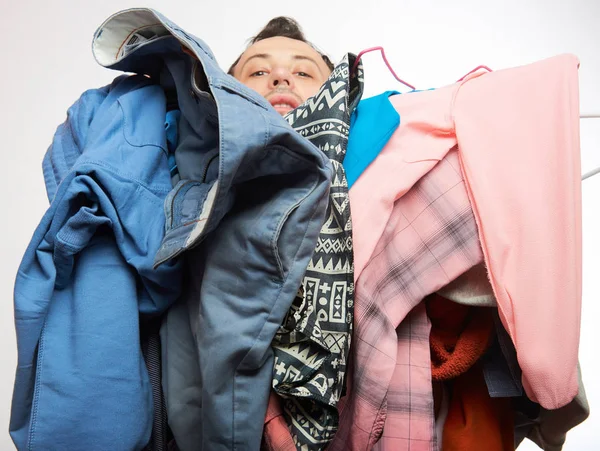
1,0,598,449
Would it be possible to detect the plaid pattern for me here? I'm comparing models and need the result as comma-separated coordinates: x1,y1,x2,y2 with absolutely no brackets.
329,147,484,450
371,303,434,451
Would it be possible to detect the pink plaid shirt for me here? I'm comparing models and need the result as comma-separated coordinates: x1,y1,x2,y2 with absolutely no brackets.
329,148,483,450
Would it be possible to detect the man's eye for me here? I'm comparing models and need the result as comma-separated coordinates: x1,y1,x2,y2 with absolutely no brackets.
296,72,312,78
250,71,267,77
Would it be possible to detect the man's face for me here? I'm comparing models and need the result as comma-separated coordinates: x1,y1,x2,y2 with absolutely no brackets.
232,37,331,115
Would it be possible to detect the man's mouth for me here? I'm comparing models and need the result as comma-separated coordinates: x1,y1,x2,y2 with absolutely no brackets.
272,103,295,113
268,94,301,114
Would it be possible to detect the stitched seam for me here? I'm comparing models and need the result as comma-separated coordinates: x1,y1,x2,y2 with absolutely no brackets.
28,321,47,451
118,95,169,154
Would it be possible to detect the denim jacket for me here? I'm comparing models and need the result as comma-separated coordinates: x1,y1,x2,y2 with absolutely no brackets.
11,8,332,451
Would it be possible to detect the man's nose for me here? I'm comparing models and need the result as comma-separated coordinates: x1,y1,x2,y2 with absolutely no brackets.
269,67,294,89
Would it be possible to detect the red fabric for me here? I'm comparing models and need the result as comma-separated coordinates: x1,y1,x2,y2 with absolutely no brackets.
443,363,514,451
427,294,494,381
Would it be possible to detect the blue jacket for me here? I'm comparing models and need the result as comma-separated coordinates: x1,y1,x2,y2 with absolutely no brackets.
11,74,183,451
11,8,332,451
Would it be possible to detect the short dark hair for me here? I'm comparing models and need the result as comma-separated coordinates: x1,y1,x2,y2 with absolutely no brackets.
227,17,334,75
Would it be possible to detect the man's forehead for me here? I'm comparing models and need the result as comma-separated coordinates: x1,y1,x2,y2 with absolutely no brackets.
239,37,324,65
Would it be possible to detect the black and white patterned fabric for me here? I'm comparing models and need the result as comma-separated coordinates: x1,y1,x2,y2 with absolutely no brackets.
271,54,363,450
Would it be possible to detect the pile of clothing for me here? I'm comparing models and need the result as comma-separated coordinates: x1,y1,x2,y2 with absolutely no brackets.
9,7,588,451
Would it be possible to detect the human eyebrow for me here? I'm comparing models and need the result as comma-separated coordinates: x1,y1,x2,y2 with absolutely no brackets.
239,53,271,74
292,55,323,76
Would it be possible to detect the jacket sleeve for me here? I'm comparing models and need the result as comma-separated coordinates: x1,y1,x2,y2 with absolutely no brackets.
452,54,582,410
11,76,181,451
11,84,111,450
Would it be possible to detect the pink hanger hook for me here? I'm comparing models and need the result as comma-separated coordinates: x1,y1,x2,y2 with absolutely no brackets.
457,64,493,81
352,46,416,90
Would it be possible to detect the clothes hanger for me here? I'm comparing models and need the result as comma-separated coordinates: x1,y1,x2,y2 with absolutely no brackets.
457,64,493,81
352,46,416,90
579,114,600,180
582,167,600,180
352,48,600,180
352,46,495,89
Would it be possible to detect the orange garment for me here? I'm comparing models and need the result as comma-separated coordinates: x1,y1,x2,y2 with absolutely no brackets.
443,364,514,451
426,294,494,381
426,295,513,450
